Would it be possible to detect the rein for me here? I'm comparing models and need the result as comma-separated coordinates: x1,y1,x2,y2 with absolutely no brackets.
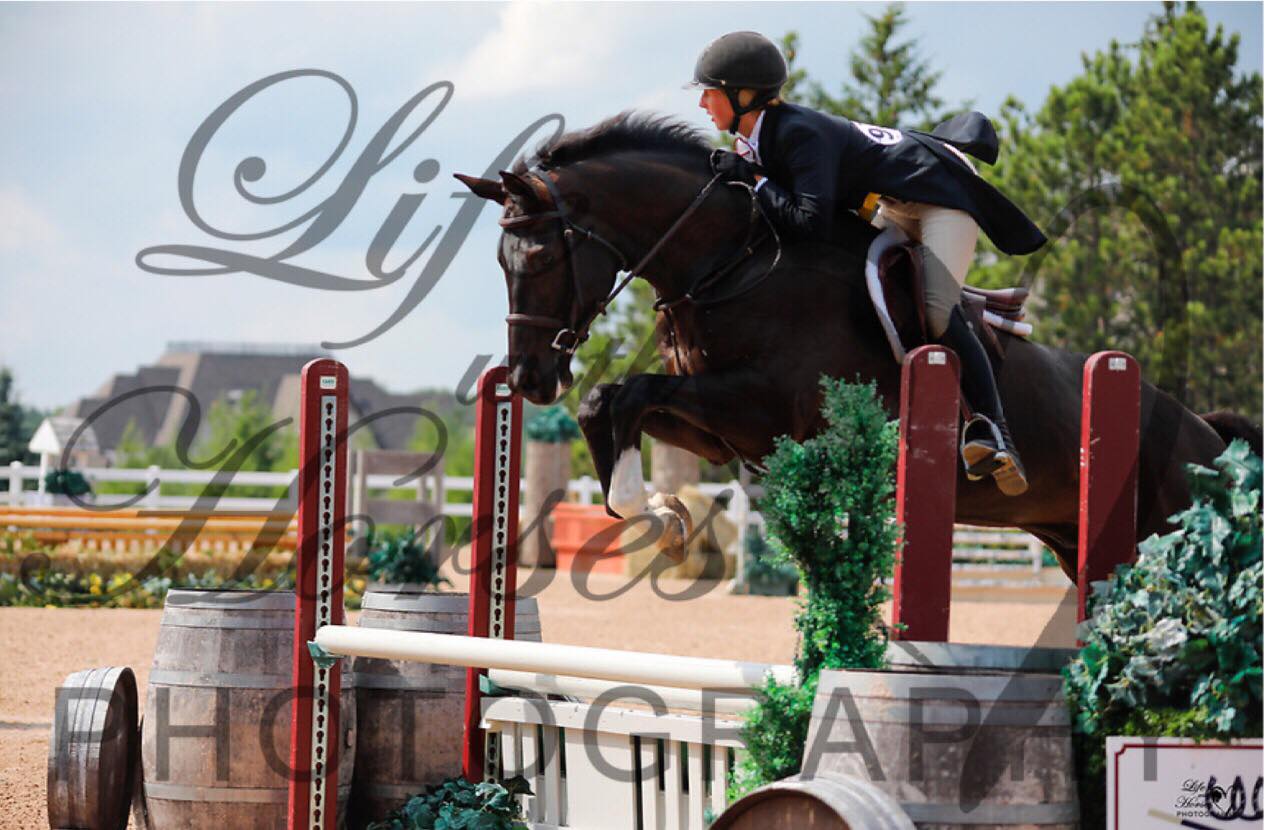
500,167,744,355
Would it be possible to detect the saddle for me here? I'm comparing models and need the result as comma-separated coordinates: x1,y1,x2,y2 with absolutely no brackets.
865,226,1032,365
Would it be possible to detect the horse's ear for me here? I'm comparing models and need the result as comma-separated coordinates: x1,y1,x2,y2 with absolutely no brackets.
453,173,506,203
499,170,543,206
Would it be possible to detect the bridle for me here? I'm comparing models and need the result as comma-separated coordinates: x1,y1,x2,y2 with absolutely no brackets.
500,166,726,355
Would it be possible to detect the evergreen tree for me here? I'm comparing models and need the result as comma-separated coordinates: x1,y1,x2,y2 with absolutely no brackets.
801,5,962,129
0,369,33,470
777,32,810,105
199,390,288,473
113,420,151,467
976,3,1262,414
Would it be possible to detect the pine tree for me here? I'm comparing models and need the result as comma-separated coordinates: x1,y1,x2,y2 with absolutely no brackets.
0,369,32,470
803,4,962,129
976,2,1262,414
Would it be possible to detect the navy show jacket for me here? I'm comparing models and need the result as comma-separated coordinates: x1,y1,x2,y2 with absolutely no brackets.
753,102,1048,255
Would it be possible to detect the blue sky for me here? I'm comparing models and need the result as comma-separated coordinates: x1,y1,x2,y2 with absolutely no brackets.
1,1,1261,410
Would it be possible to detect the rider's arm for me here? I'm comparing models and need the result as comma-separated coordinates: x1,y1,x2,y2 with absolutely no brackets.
754,124,841,242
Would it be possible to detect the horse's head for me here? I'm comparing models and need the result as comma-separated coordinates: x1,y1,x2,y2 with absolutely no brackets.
456,167,624,405
458,112,725,404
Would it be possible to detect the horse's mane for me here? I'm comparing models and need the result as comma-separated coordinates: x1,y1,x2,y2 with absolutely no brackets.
514,111,712,173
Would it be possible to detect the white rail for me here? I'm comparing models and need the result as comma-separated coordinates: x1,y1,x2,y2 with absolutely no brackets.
485,696,739,829
4,461,1047,575
489,669,763,715
311,624,771,829
315,626,795,692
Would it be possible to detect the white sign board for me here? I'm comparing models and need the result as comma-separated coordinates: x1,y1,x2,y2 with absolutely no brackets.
1107,737,1263,829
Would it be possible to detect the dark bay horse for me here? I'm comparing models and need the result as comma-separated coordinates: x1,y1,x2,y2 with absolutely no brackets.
457,112,1255,574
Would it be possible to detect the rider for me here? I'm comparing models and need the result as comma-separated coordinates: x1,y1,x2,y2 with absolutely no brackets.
689,30,1047,496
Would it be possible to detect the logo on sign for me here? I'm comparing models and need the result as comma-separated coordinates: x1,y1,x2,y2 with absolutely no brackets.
853,122,903,145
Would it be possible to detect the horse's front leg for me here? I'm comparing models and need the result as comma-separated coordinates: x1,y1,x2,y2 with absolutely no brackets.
604,370,782,557
576,382,622,513
577,381,739,517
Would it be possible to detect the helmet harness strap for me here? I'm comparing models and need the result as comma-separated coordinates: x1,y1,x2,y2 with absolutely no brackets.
721,84,775,134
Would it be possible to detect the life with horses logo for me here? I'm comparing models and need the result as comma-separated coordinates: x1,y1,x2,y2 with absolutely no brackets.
1175,775,1264,823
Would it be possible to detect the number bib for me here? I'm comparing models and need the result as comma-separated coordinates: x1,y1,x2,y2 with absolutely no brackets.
853,122,903,145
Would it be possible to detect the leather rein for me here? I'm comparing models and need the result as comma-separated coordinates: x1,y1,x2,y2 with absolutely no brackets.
499,166,775,356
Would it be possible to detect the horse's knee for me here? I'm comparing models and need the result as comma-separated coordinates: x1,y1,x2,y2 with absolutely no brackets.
578,383,620,432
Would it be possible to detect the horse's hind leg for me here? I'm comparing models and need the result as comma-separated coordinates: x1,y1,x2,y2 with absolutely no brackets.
1024,524,1078,581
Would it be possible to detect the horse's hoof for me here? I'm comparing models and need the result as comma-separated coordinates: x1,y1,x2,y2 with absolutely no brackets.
648,493,692,562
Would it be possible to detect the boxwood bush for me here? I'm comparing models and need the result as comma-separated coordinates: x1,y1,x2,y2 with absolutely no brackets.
731,377,898,798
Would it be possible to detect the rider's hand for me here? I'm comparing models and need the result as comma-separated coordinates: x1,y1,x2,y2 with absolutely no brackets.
709,149,758,185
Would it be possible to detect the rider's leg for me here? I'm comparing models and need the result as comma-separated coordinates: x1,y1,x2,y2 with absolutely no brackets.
918,206,1029,496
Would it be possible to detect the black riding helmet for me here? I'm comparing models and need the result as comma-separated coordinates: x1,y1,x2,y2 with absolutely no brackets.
687,31,787,134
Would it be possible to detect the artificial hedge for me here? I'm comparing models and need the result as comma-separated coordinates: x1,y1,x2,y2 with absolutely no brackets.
1064,440,1263,826
730,377,898,798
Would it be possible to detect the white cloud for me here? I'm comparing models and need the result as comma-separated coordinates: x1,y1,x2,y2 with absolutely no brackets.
442,2,633,101
0,187,60,252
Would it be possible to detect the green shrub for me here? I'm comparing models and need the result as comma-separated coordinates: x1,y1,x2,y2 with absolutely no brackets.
1064,440,1263,826
760,378,898,678
44,469,91,497
728,674,817,799
524,406,581,444
366,777,529,830
0,566,294,608
731,378,899,798
366,527,450,588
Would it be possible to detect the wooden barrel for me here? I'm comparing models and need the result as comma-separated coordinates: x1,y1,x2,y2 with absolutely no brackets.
807,658,1078,829
47,666,139,829
885,641,1077,676
140,589,355,829
348,586,540,827
714,771,915,829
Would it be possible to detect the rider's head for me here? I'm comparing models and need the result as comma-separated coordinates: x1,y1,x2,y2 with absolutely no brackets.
687,31,787,135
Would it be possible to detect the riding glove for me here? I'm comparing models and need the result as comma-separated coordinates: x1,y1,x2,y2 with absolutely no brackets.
709,149,759,185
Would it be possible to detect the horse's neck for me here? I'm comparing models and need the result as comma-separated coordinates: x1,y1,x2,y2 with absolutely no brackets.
583,160,750,301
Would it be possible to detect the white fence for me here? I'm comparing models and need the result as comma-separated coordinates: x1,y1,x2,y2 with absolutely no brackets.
314,627,791,829
3,461,1046,575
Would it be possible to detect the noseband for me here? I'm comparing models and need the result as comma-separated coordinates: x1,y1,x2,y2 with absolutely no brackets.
500,167,725,355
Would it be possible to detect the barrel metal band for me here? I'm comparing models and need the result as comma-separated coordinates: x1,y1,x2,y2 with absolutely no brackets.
147,669,292,689
157,613,294,630
901,800,1080,824
144,782,289,804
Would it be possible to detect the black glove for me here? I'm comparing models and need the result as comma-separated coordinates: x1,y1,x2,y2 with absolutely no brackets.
709,149,758,185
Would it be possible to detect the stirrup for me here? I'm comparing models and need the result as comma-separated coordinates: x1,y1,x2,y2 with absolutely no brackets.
960,414,1005,480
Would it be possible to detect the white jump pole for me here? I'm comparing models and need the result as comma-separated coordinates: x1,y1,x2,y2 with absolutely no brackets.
314,626,794,693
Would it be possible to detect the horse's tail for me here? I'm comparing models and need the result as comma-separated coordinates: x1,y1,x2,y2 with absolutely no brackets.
1201,411,1263,457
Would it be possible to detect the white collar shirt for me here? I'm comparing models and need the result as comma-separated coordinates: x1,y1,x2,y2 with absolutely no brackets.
735,110,766,164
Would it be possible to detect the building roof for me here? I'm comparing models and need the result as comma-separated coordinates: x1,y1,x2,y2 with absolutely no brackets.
63,343,445,455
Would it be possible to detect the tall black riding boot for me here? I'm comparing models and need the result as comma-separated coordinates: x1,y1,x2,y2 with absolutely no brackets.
936,305,1029,496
